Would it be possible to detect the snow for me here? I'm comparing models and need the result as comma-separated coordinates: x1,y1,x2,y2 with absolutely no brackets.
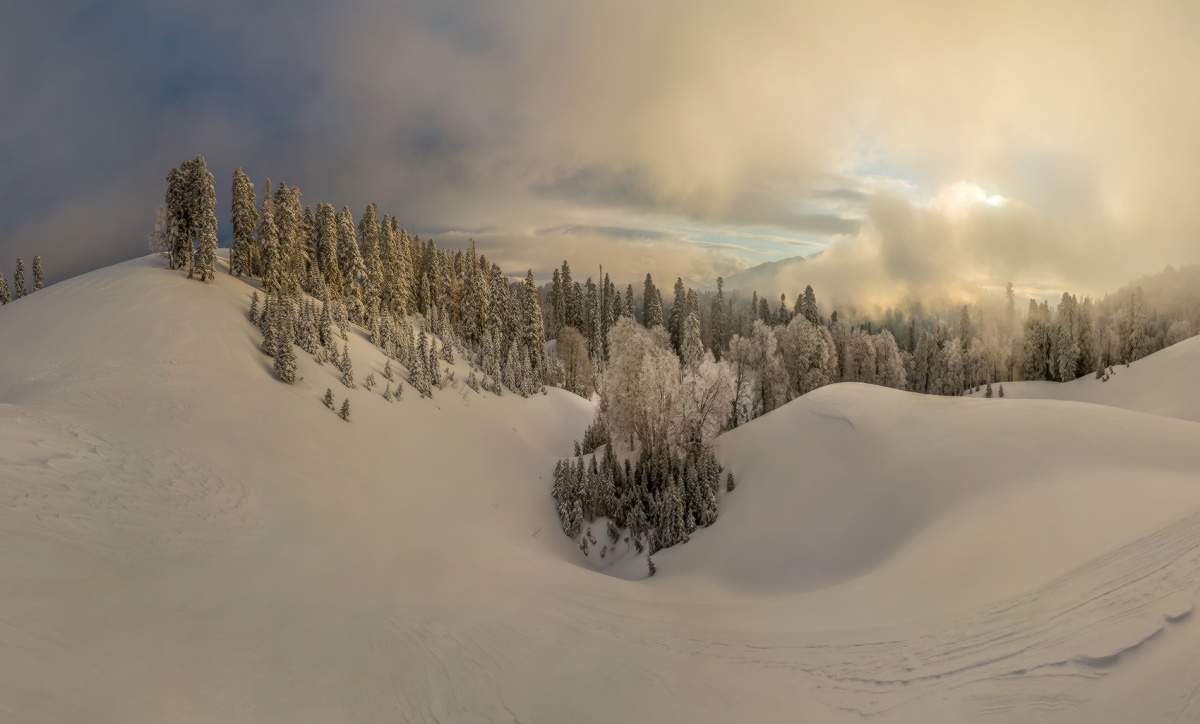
4,254,1200,721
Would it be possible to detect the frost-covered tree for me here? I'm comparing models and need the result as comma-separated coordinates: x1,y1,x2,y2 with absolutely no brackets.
230,168,258,277
337,205,365,321
258,189,283,296
873,330,907,389
339,398,351,421
324,388,335,408
31,255,44,291
727,321,786,419
557,326,593,398
779,314,837,397
13,258,25,298
843,328,877,384
601,317,678,451
248,291,260,325
0,269,10,304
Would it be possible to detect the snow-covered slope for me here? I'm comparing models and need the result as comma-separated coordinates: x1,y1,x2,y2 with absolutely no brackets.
991,334,1200,423
4,254,1200,722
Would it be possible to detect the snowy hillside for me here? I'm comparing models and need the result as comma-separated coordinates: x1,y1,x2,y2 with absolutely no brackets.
991,334,1200,423
5,254,1200,722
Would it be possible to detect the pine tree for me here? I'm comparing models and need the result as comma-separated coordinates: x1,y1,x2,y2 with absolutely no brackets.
14,258,25,298
647,555,656,577
258,190,283,296
249,291,260,325
324,388,335,408
999,383,1005,398
230,169,258,277
383,383,393,402
364,372,376,390
985,381,993,398
668,277,686,353
383,359,394,381
31,255,44,291
339,399,351,421
726,472,736,492
261,295,278,357
0,270,9,305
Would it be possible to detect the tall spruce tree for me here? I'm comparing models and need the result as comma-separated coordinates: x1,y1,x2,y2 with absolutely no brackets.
0,269,10,304
187,156,219,282
642,274,663,328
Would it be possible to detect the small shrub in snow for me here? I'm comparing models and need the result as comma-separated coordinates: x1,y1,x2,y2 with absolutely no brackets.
999,383,1005,398
647,556,656,577
383,384,393,402
339,399,351,421
364,372,376,390
600,546,607,559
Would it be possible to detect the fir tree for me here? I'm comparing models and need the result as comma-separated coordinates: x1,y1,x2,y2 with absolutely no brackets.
339,398,351,421
249,291,260,325
364,372,376,390
642,274,663,327
323,388,335,408
0,270,9,305
14,258,25,298
31,255,44,291
999,383,1005,398
383,359,394,381
985,381,993,398
647,555,656,577
726,472,736,492
383,383,393,402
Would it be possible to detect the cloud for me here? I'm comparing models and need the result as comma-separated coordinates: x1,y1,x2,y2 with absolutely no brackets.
2,0,1200,300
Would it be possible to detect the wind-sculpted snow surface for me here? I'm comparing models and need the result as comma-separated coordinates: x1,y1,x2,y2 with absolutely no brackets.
4,254,1200,722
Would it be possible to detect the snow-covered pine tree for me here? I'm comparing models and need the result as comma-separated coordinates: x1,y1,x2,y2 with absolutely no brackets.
339,398,351,421
187,156,219,282
340,343,355,388
230,169,258,277
249,291,260,325
274,298,298,383
383,383,393,401
317,291,334,348
412,329,431,395
14,258,26,298
429,341,443,389
642,274,663,328
680,307,704,369
31,255,44,291
667,277,686,353
999,383,1005,397
0,269,10,304
985,381,993,398
337,205,365,322
258,189,283,296
298,301,319,354
383,359,394,381
324,388,335,408
261,295,278,357
364,372,376,390
442,327,455,364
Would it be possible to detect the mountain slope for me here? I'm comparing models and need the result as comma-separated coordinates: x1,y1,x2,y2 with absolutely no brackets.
4,254,1200,722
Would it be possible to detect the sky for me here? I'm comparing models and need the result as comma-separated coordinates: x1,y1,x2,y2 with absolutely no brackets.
2,1,1199,308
